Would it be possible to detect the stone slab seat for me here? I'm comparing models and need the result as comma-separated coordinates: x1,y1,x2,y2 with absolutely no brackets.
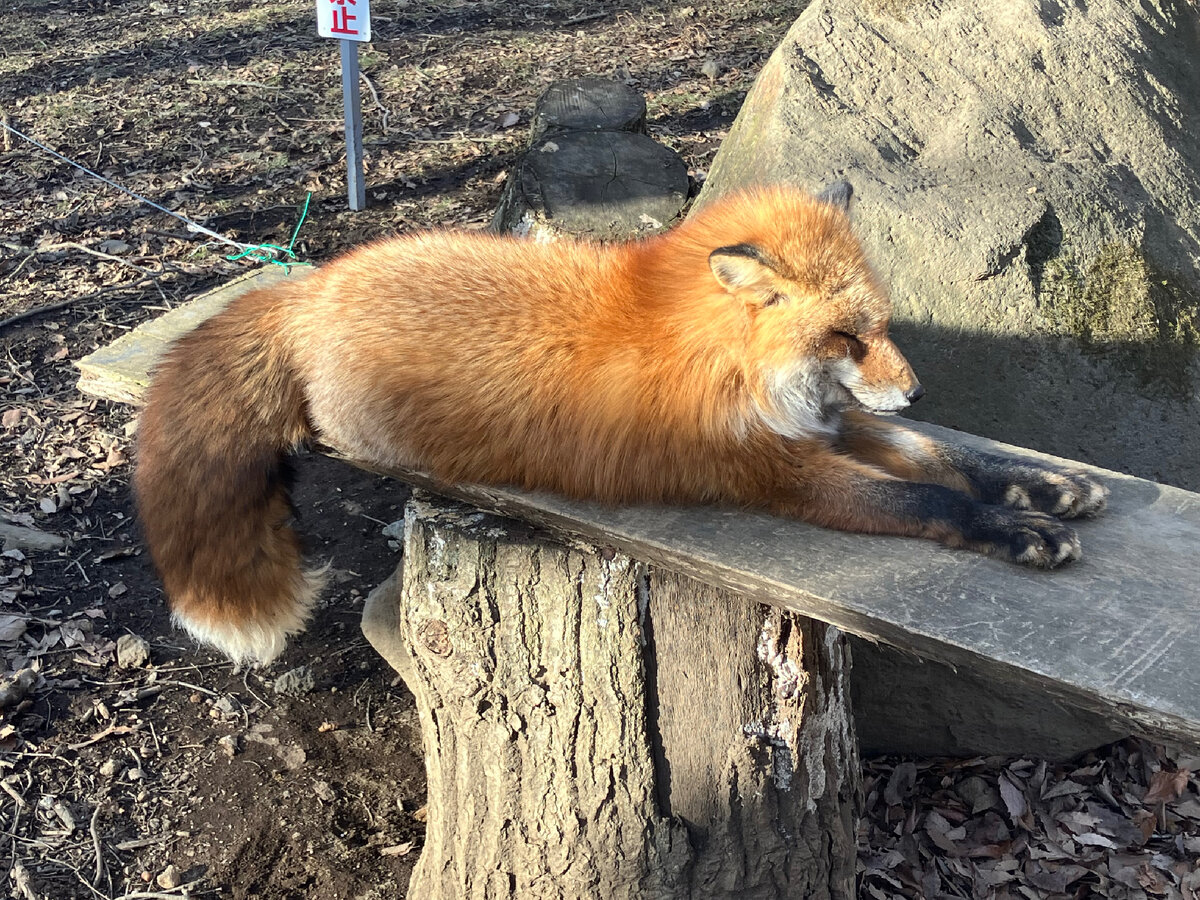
77,268,1200,749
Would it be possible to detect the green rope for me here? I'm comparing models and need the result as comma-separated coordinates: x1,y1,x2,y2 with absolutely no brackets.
225,192,315,268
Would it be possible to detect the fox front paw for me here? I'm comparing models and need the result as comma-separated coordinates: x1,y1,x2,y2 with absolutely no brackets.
996,466,1108,520
964,507,1083,568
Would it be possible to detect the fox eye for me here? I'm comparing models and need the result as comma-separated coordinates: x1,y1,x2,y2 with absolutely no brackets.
762,291,786,307
830,330,865,360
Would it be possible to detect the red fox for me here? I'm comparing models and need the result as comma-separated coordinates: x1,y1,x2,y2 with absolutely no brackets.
134,182,1107,665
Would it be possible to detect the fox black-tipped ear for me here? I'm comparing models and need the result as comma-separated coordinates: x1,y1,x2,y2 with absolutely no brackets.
709,244,780,294
815,180,853,212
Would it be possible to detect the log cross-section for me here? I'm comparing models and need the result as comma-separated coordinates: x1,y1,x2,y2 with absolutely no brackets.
362,494,859,899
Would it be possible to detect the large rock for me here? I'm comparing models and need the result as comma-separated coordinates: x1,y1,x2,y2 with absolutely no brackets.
701,0,1200,490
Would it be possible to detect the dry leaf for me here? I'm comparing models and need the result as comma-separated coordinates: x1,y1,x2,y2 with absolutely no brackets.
884,762,918,806
1137,862,1170,895
26,469,80,486
0,614,28,642
1143,769,1190,805
95,546,135,562
1000,772,1029,822
1076,832,1118,848
924,810,961,854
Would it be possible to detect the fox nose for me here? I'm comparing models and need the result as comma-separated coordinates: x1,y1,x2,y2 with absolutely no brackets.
905,385,925,404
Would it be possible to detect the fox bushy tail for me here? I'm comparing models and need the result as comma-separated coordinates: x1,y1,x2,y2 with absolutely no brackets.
133,288,322,666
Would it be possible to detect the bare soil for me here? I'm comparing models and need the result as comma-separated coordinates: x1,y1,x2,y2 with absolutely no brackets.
1,1,1197,899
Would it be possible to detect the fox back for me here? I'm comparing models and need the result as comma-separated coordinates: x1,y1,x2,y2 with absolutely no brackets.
283,185,915,498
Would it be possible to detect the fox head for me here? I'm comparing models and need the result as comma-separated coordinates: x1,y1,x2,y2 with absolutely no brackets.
701,182,923,438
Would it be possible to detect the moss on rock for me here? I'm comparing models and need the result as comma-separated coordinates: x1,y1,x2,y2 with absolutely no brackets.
1039,242,1200,396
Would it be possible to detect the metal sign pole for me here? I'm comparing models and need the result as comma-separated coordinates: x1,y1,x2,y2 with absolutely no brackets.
318,0,370,210
340,38,366,212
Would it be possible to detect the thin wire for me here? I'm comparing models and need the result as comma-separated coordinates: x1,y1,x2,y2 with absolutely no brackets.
2,120,251,250
2,120,311,267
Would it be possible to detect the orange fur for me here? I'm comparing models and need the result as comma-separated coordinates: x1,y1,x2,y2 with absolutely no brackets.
134,183,1104,664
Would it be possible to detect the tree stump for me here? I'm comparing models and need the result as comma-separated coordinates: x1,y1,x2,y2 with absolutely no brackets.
361,493,860,899
530,78,647,142
492,79,689,240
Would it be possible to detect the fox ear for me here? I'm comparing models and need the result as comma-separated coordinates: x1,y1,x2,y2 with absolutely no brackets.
709,244,780,296
815,180,853,212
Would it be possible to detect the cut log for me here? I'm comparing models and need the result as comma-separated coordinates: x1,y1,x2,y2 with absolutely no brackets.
529,78,648,142
493,79,686,241
493,130,690,240
361,493,859,899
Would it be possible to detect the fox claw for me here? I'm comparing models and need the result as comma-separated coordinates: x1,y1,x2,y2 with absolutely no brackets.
1010,514,1082,568
998,468,1107,520
965,507,1083,568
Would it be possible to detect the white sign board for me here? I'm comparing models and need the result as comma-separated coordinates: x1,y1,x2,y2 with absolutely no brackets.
316,0,370,42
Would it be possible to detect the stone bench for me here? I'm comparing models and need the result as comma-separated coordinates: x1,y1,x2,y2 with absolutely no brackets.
77,268,1200,898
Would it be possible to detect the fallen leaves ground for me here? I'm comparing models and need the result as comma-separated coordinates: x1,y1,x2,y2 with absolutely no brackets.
861,743,1200,900
1,0,1197,897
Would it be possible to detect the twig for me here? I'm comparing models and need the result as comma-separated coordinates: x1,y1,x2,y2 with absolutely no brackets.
0,272,162,332
563,10,608,23
71,556,91,585
186,78,283,90
10,860,41,900
67,723,139,751
408,133,511,144
241,669,271,711
114,877,207,899
114,833,175,852
155,679,220,699
1,250,37,284
46,241,156,275
89,800,106,886
359,72,391,135
0,778,26,808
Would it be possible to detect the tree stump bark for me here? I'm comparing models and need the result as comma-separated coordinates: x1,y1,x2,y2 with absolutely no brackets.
492,79,689,240
361,493,860,899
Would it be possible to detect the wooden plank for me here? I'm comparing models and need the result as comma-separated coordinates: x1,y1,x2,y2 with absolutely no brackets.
376,452,1200,747
75,268,1200,745
75,266,309,404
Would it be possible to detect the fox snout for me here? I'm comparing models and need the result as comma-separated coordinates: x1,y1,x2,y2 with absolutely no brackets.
837,337,923,415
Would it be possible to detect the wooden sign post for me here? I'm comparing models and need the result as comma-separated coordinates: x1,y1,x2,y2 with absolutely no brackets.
316,0,371,211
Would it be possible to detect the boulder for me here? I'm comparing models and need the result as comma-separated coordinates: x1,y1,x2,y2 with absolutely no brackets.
701,0,1200,490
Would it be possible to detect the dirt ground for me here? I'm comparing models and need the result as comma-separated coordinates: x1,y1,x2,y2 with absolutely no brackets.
1,1,1198,898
